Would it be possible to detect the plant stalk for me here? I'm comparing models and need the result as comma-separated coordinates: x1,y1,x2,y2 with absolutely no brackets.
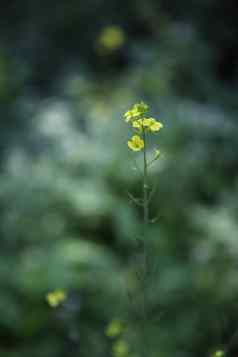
141,128,150,357
142,129,149,225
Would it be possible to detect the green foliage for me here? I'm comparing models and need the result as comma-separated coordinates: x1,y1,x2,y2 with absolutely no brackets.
1,1,238,356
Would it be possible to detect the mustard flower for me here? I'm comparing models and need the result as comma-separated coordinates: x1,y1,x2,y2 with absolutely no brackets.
131,118,143,130
105,319,124,338
128,135,144,151
132,118,163,133
98,26,125,52
46,289,67,308
146,118,163,132
124,102,149,122
112,340,129,357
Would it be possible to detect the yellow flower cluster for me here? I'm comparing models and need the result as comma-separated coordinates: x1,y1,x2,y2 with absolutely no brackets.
132,117,163,132
124,102,163,152
46,289,67,308
124,102,149,123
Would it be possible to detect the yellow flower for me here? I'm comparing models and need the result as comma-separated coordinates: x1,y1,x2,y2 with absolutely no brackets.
46,289,67,308
148,118,163,132
112,340,129,357
128,135,144,151
132,118,143,130
105,319,124,338
132,118,163,133
98,26,125,52
124,102,149,122
142,118,163,132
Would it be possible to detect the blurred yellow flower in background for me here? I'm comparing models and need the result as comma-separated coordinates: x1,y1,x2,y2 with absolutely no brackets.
97,26,125,52
105,319,124,338
46,289,67,307
112,339,129,357
211,350,224,357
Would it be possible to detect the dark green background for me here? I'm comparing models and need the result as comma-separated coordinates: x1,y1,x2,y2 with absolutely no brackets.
0,1,238,356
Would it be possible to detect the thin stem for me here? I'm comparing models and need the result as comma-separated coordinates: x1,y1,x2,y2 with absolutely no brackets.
142,129,149,225
141,128,150,357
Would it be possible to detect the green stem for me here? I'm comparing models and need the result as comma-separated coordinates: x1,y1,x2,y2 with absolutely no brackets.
142,129,149,225
141,128,150,357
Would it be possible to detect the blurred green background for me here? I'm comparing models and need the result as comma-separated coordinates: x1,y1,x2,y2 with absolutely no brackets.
1,1,238,356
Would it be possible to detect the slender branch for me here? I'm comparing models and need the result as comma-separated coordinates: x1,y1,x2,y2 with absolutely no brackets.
147,177,159,204
130,154,143,177
126,191,144,206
